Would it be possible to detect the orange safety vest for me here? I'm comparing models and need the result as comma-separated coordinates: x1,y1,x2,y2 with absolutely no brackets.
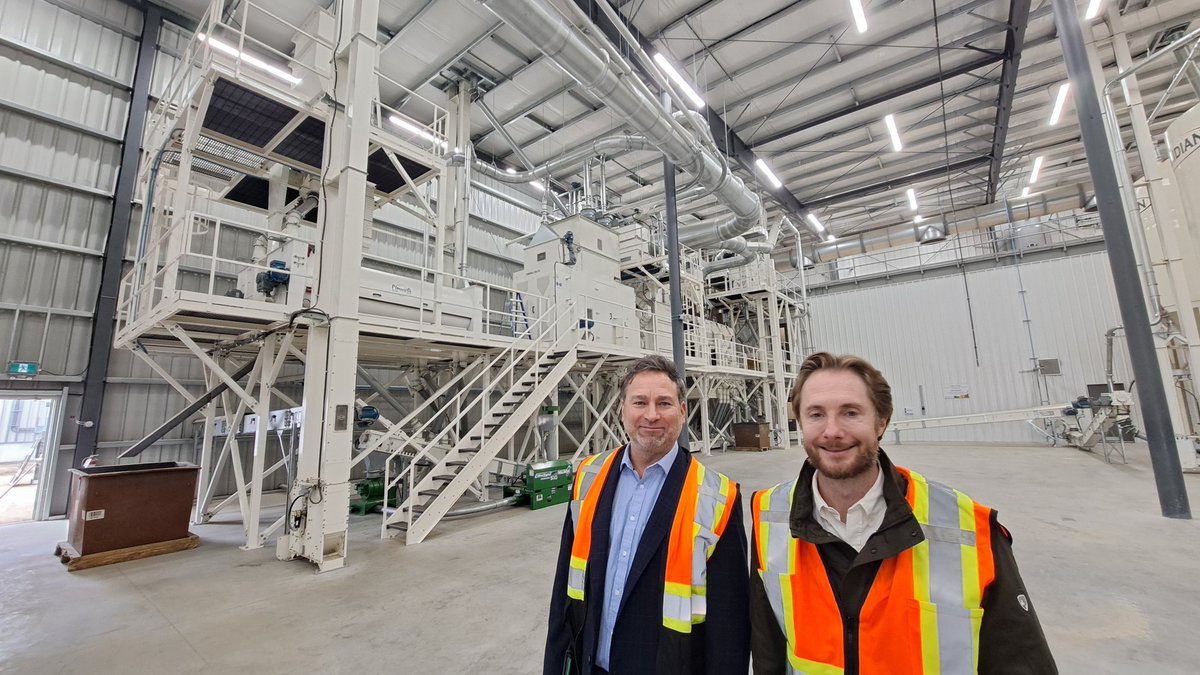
566,447,738,633
751,466,996,675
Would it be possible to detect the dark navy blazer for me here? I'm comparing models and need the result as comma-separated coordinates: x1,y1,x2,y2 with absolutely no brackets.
544,446,750,675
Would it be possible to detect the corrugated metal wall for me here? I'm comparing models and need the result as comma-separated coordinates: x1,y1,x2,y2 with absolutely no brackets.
0,0,144,514
807,251,1135,443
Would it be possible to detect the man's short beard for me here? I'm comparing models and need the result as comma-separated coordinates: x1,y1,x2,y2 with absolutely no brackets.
804,441,879,480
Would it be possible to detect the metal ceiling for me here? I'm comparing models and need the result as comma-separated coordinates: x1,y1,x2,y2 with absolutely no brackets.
159,0,1199,248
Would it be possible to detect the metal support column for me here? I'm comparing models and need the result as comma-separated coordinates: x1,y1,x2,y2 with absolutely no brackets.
277,0,379,570
661,92,687,448
1052,0,1191,518
73,6,162,467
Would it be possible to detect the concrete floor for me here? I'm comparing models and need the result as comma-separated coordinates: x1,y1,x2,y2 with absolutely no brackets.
1,442,1198,674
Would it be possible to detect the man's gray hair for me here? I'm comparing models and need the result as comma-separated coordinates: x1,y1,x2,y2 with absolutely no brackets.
619,354,686,403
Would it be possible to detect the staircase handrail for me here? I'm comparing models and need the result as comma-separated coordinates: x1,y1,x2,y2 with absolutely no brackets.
375,299,571,470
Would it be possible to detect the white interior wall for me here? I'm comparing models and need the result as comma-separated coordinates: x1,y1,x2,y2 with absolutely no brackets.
807,251,1136,443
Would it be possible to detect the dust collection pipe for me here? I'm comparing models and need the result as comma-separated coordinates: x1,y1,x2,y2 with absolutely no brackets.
1053,0,1190,519
479,0,764,238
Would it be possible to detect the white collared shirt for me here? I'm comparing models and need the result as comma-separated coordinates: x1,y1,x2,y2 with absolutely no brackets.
812,464,886,552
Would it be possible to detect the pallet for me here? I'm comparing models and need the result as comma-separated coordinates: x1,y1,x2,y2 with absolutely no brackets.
53,534,199,572
732,445,772,452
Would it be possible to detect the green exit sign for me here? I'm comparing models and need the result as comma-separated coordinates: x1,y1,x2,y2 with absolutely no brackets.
7,361,38,378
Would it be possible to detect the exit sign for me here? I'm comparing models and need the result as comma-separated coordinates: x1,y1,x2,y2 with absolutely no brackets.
7,361,38,378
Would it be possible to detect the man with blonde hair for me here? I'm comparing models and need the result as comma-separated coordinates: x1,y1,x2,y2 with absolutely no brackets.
749,352,1055,674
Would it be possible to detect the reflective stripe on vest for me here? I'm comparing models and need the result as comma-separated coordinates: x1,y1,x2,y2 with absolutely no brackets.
567,448,738,633
751,466,996,675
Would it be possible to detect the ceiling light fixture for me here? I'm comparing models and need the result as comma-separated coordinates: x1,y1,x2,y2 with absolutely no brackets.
806,213,825,232
914,215,925,223
1084,0,1103,20
826,234,837,243
388,114,448,148
198,33,301,85
1029,155,1044,183
1020,186,1031,198
906,187,918,211
755,158,784,189
884,114,903,152
652,52,706,110
1049,83,1070,126
848,0,868,33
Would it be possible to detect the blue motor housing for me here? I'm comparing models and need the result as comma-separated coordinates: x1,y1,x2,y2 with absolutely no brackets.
256,259,290,296
356,405,380,427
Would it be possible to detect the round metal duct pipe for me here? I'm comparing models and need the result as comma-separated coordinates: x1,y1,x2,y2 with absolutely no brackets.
480,0,763,236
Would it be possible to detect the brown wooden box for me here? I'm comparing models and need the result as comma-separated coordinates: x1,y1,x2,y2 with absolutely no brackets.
67,462,199,556
732,422,771,450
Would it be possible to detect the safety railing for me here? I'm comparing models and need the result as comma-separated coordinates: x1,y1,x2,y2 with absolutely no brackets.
116,202,318,337
803,211,1104,288
143,0,335,178
378,303,578,535
374,71,450,160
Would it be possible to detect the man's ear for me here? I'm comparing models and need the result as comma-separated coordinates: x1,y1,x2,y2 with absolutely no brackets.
876,416,890,441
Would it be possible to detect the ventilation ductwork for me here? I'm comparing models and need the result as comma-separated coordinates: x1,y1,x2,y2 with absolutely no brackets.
775,184,1092,268
480,0,764,254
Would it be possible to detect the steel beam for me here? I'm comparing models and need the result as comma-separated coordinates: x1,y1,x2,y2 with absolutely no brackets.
752,55,1004,147
118,359,256,459
571,0,810,223
1052,0,1190,518
985,0,1033,201
802,156,991,209
73,5,162,468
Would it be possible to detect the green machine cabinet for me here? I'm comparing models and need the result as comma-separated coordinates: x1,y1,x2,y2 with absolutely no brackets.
525,460,573,510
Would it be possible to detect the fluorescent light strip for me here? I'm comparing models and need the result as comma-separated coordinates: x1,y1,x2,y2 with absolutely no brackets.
914,215,925,224
1029,155,1044,184
1021,186,1031,198
1049,83,1070,125
653,53,705,110
826,234,837,242
198,33,301,85
806,213,825,232
1085,0,1103,20
906,187,918,211
848,0,868,33
755,158,783,189
884,114,903,152
387,114,448,148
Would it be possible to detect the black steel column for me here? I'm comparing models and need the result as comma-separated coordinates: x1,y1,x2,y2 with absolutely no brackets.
1052,0,1191,518
73,6,162,467
662,93,687,423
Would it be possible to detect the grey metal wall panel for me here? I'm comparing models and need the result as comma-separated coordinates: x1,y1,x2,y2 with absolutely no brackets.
0,175,112,250
0,43,129,137
808,252,1133,444
0,109,122,191
0,0,138,84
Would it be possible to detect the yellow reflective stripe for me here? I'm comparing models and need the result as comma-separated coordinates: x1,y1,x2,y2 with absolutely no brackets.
567,555,587,600
778,568,799,663
755,487,774,569
957,490,982,609
786,655,845,675
909,468,930,525
663,617,691,632
787,481,799,575
918,600,942,675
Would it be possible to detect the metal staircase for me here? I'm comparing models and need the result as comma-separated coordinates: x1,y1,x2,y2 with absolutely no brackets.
379,311,579,544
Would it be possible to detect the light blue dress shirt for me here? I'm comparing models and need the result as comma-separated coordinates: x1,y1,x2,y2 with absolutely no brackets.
596,444,678,670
